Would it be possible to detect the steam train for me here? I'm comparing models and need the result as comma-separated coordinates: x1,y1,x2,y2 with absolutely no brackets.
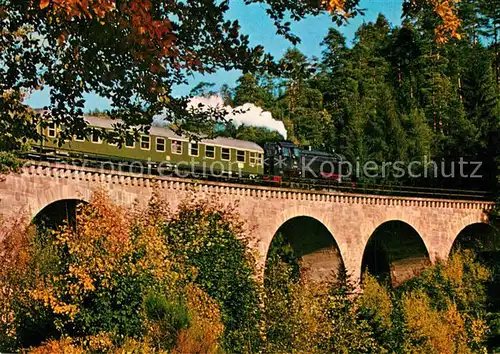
29,115,492,200
34,115,348,183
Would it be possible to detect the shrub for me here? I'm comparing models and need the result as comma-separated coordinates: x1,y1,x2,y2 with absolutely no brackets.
21,191,185,342
0,217,61,351
143,292,190,350
173,285,225,354
374,250,490,353
318,266,380,354
0,151,21,174
28,337,84,354
0,190,494,354
401,291,485,354
0,190,232,352
162,195,261,353
399,251,490,314
263,253,380,353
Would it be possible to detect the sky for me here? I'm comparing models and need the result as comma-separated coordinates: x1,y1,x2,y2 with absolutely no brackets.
26,0,404,111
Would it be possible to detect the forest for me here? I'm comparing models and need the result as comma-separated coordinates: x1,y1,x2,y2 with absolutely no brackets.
210,2,500,192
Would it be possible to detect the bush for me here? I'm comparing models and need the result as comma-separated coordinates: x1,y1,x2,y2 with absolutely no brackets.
401,291,486,354
399,250,490,314
262,244,490,354
172,285,225,354
359,250,490,353
0,151,21,174
0,190,231,353
161,195,261,353
0,190,494,353
263,253,380,353
143,292,190,350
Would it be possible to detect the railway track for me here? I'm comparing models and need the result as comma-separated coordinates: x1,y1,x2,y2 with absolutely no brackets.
19,151,493,201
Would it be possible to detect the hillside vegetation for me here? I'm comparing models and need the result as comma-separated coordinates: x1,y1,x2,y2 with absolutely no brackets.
0,191,497,353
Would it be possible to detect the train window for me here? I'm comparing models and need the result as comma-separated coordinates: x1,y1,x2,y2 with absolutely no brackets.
205,145,215,159
47,122,57,138
293,148,300,157
189,142,199,157
171,140,182,154
141,135,150,150
125,135,135,148
74,134,85,142
221,148,230,161
237,150,245,163
91,132,102,144
156,137,166,152
108,132,119,146
259,153,263,165
249,152,257,166
282,148,290,157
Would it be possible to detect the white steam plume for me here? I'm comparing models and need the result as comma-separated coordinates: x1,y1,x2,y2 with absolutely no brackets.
188,95,287,140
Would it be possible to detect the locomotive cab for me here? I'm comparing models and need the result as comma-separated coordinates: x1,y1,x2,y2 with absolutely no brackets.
264,142,302,179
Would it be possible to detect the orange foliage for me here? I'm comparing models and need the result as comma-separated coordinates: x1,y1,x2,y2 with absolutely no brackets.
23,190,184,324
324,0,346,13
173,285,224,354
28,337,84,354
1,189,225,352
426,0,462,43
327,0,460,43
119,0,176,59
0,214,38,342
0,214,32,278
402,292,485,354
37,0,177,66
36,0,462,64
38,0,115,19
28,333,167,353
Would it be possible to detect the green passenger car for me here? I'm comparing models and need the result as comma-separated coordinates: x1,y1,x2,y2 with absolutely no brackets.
39,115,265,177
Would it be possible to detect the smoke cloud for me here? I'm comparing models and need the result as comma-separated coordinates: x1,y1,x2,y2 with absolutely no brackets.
188,95,288,140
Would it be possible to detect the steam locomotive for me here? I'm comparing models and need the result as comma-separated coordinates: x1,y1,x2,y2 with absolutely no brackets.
264,141,349,182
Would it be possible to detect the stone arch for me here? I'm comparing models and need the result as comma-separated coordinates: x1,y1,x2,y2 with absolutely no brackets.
361,219,431,286
450,222,499,256
359,213,430,258
31,185,92,222
33,198,88,231
261,206,346,282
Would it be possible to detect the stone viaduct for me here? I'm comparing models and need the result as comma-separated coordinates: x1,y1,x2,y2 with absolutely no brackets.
0,162,495,283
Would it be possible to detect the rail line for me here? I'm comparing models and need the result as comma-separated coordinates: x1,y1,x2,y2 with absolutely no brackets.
19,151,493,201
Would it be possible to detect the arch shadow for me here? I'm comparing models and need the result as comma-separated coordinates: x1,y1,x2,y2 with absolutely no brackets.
451,222,499,256
265,216,344,283
361,220,430,287
31,185,93,223
33,198,87,231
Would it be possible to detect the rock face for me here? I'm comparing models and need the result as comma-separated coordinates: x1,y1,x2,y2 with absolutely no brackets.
0,162,493,283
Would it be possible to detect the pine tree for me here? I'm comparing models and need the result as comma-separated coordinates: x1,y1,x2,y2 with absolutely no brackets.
233,73,274,108
402,108,433,162
344,15,409,178
388,21,422,113
479,0,500,87
462,44,500,189
317,28,355,151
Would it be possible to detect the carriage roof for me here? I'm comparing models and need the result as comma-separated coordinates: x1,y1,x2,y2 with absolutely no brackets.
84,115,264,153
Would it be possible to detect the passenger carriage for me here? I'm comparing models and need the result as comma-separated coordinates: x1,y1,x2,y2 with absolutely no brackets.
38,116,264,178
